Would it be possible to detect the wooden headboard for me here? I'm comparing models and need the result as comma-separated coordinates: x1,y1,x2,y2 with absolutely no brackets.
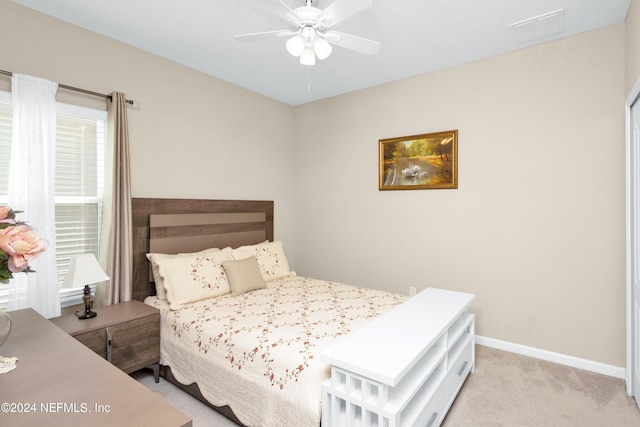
132,198,274,301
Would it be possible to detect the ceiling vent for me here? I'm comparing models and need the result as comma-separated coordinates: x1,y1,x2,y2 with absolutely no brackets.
508,9,566,44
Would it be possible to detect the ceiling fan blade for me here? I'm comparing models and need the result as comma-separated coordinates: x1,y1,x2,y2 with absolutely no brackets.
323,30,380,55
275,0,302,26
234,29,295,41
316,0,372,28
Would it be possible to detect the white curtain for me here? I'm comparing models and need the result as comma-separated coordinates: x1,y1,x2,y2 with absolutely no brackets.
7,73,60,319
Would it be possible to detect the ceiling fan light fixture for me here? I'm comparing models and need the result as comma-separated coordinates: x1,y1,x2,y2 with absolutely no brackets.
300,46,316,65
286,34,306,56
234,0,380,68
313,36,332,60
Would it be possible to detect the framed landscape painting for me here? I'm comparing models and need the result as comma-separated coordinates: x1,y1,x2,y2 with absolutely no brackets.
379,130,458,190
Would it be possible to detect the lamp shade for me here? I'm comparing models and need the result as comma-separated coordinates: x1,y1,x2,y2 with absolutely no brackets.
313,36,332,60
286,34,306,57
300,46,316,65
62,254,109,288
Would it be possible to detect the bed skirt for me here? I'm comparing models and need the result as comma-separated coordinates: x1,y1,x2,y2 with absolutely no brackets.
160,365,246,426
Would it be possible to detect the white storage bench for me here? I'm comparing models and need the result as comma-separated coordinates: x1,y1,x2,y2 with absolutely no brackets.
321,287,475,427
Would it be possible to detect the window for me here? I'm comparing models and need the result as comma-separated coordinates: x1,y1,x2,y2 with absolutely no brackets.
0,91,107,307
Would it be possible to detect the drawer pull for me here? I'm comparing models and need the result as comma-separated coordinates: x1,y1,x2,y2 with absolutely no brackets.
427,412,438,427
457,361,468,376
106,327,112,363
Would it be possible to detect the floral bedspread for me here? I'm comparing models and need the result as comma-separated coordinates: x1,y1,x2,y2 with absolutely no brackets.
147,275,406,427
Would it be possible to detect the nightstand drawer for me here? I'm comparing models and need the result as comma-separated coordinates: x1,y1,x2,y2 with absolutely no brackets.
73,327,109,358
111,313,160,372
74,313,160,373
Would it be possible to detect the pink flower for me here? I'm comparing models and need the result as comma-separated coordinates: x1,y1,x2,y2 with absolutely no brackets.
0,206,15,225
0,206,46,280
0,223,47,273
0,207,11,220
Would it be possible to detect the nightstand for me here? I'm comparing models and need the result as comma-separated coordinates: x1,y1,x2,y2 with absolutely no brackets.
50,299,161,382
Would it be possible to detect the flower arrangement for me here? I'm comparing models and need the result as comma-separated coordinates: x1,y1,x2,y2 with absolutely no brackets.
0,206,47,280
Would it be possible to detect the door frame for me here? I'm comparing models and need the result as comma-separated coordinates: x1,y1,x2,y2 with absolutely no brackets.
626,76,640,397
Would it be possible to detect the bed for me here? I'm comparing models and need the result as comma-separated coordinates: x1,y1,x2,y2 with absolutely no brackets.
132,198,475,427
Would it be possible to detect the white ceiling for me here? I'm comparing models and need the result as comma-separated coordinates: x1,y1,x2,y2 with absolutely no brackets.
12,0,630,106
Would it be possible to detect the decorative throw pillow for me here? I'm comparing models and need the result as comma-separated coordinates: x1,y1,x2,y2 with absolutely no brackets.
231,240,293,282
222,256,266,296
156,247,233,310
146,247,220,300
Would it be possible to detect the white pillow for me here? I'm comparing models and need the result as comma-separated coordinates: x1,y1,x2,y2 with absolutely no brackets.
147,247,220,300
156,247,233,310
232,240,293,282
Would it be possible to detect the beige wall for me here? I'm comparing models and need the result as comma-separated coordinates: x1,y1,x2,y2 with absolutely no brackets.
627,0,640,92
293,25,626,367
0,0,297,260
1,0,632,368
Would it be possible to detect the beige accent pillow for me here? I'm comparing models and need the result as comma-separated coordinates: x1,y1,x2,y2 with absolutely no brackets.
222,256,266,296
231,240,293,282
147,247,221,300
156,247,232,310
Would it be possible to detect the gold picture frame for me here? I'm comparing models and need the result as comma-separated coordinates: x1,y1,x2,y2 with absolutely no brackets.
379,130,458,190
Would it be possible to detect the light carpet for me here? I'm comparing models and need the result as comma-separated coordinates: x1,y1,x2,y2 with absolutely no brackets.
134,345,640,426
444,345,640,426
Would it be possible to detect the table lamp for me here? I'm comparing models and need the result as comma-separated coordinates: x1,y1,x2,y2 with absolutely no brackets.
63,254,109,319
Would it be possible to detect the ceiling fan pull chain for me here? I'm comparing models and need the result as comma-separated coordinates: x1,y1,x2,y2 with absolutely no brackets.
307,66,312,91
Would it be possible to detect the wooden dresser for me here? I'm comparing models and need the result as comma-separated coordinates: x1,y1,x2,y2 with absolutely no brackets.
0,308,191,426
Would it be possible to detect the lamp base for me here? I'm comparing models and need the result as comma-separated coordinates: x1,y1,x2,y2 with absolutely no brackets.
76,284,97,319
76,310,97,320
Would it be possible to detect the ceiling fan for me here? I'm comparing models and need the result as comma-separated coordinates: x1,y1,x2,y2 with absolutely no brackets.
234,0,380,65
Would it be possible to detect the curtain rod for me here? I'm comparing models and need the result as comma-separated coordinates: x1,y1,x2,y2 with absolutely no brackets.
0,69,134,105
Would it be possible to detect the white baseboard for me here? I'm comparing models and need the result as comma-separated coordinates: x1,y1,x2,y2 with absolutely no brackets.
475,335,626,379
